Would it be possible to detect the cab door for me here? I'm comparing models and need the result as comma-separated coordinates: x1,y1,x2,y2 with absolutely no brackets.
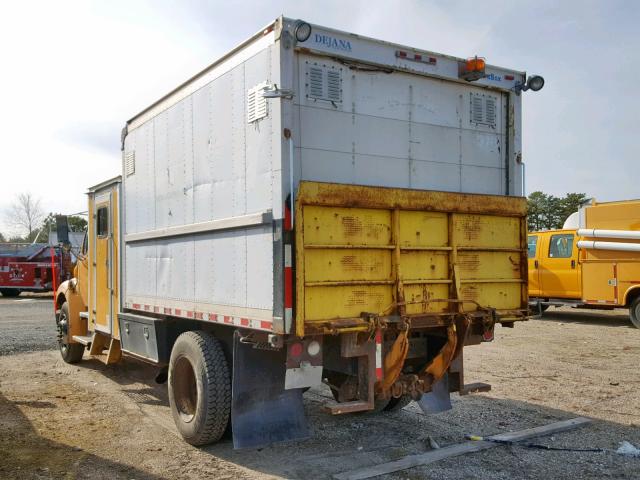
93,194,113,334
539,231,580,298
527,234,541,297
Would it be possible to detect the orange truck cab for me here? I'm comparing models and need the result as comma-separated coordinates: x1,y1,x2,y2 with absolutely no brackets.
528,199,640,328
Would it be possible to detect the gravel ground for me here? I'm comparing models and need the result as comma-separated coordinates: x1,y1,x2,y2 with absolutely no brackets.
0,293,57,355
0,300,639,479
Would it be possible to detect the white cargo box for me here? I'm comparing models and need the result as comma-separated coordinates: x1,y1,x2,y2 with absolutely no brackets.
121,16,527,334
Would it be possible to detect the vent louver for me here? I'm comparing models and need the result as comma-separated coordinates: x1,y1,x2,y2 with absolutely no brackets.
306,62,343,103
247,82,269,123
124,151,135,177
469,93,497,128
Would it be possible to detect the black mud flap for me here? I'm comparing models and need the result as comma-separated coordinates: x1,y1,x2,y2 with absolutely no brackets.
232,333,309,449
417,373,452,414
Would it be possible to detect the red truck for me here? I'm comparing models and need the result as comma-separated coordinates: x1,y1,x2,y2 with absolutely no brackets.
0,243,72,297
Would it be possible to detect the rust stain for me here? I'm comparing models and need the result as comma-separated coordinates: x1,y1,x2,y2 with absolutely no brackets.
341,215,387,240
340,255,381,272
460,216,481,242
341,216,363,237
458,253,480,272
346,289,384,307
460,285,478,302
300,181,527,216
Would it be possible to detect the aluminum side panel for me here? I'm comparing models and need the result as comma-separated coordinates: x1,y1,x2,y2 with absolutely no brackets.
122,45,278,315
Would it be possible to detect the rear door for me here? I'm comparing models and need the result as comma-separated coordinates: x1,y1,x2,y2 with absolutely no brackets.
539,231,580,298
527,234,541,297
296,54,508,195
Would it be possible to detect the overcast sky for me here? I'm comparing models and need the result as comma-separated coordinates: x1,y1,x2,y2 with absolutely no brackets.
1,0,638,236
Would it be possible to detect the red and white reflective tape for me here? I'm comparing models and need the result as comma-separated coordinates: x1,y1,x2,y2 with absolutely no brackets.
395,50,437,65
375,329,383,381
284,243,293,328
124,303,273,331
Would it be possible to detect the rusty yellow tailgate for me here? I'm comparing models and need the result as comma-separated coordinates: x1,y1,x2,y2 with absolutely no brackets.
295,182,528,336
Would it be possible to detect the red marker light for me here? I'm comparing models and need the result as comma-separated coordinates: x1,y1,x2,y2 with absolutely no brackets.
290,342,303,357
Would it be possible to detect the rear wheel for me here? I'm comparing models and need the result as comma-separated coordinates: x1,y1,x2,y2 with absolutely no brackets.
56,302,84,363
630,297,640,329
168,331,231,446
0,289,21,297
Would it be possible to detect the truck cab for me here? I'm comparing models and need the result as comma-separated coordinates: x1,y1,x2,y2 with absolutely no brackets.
528,229,581,300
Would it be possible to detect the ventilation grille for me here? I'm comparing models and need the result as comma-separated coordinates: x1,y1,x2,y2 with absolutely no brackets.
469,93,497,128
124,151,135,177
306,62,342,103
247,82,269,123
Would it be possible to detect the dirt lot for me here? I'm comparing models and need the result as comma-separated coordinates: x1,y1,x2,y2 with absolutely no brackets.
1,297,639,479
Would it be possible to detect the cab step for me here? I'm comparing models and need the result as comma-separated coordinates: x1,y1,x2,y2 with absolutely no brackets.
72,335,93,346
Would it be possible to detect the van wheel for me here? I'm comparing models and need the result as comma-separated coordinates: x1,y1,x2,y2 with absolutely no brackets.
168,331,231,446
630,297,640,329
56,302,84,363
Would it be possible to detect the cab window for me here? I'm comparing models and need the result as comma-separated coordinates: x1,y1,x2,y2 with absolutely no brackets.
81,232,88,255
527,235,538,258
96,207,109,238
549,234,574,258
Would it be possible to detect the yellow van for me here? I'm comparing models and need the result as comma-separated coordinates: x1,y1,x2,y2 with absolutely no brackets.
528,200,640,328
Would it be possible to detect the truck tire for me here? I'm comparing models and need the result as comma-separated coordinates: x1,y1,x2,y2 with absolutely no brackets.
168,331,231,446
630,297,640,329
0,289,21,297
56,302,84,363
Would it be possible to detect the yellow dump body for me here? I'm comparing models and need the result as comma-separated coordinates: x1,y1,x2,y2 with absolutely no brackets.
294,182,528,336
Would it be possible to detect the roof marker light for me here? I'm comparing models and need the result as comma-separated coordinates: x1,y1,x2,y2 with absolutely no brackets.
459,56,486,82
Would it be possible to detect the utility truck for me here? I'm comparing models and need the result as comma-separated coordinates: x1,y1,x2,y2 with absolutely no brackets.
54,16,544,448
528,199,640,328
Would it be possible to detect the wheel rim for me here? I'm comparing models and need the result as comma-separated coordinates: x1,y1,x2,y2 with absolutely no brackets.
634,302,640,324
173,356,198,423
56,309,69,355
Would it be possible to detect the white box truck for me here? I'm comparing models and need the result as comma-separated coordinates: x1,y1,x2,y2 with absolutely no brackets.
54,16,544,448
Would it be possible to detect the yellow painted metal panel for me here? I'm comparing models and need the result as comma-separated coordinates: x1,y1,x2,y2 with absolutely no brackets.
400,251,449,281
586,200,640,231
453,214,520,248
111,189,120,340
303,206,391,246
305,249,392,282
304,285,392,321
460,282,522,310
617,262,640,305
295,182,528,335
582,263,615,302
458,251,521,280
398,211,448,247
404,283,449,314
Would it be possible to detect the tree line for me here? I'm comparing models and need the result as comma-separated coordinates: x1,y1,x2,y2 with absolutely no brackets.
1,192,87,244
526,191,589,232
